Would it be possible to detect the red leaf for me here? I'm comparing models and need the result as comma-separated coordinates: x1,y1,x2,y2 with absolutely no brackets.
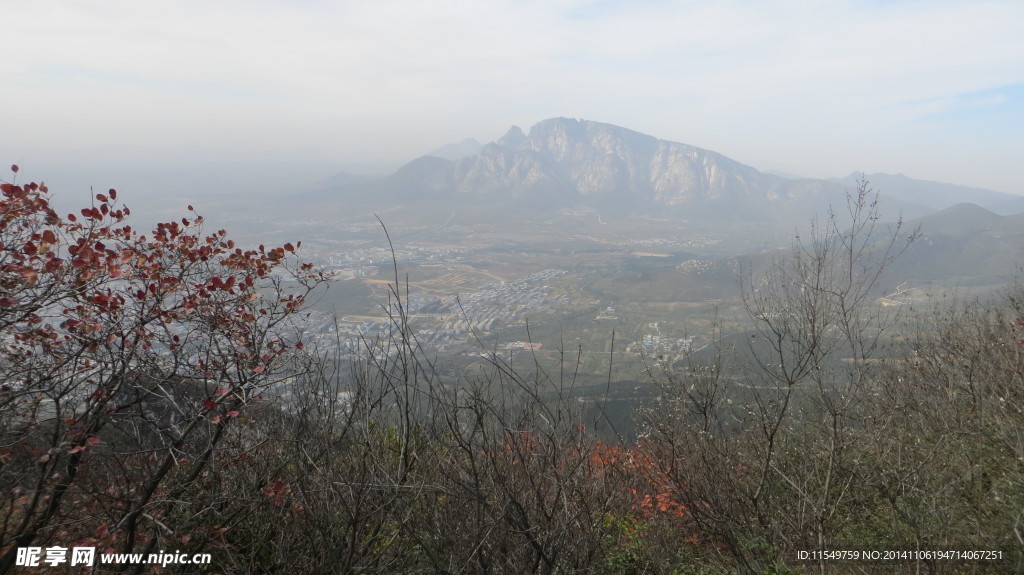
253,365,265,374
43,257,63,273
202,399,218,411
10,164,18,173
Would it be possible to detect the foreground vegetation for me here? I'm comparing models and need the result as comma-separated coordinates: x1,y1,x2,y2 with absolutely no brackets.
1,170,1021,573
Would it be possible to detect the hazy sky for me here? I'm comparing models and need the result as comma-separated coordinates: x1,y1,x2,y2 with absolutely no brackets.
4,0,1023,195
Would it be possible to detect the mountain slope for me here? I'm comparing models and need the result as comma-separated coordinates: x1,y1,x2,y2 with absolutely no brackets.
454,118,840,211
894,204,1024,287
831,172,1024,215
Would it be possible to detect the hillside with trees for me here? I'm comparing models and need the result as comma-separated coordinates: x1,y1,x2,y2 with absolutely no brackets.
2,168,1022,573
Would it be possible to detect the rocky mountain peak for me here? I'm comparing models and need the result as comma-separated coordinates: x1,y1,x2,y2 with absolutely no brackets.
340,118,846,219
497,125,526,149
468,117,798,207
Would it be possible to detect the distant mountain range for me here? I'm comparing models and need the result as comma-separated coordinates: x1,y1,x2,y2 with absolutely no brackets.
829,172,1024,216
304,118,1022,226
261,117,1024,291
896,203,1024,287
687,201,1024,295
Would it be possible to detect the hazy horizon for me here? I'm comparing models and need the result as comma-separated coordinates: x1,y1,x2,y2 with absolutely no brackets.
4,1,1023,196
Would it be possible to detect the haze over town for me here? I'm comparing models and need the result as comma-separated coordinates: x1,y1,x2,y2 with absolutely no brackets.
4,0,1024,198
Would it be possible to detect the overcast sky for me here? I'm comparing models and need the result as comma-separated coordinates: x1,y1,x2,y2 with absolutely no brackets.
4,0,1023,196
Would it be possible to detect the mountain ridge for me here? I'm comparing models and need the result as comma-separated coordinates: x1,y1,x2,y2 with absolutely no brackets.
313,118,858,224
831,172,1024,215
295,118,1020,230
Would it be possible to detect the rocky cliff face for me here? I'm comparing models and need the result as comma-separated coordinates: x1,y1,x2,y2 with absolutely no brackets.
447,118,833,210
336,118,848,220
